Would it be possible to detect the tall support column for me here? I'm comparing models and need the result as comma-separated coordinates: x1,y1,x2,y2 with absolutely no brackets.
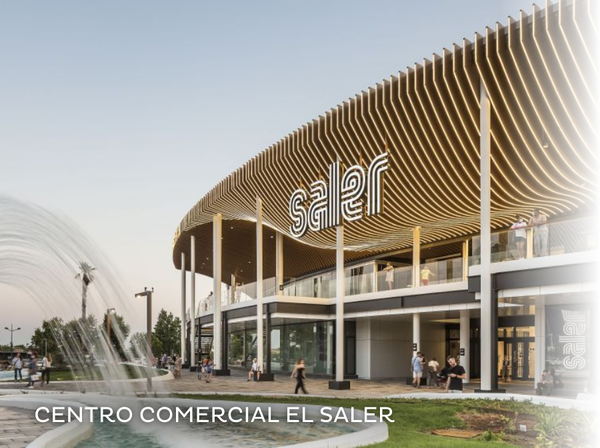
213,213,224,372
534,295,546,387
190,235,196,368
478,81,499,392
460,309,470,384
462,240,469,281
256,198,264,373
413,313,421,355
412,226,421,287
180,252,186,363
275,232,284,296
329,225,350,389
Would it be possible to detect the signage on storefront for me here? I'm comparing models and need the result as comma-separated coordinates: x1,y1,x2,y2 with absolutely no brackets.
546,306,590,376
288,153,389,238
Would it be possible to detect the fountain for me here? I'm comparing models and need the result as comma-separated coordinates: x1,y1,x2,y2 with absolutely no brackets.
0,194,388,447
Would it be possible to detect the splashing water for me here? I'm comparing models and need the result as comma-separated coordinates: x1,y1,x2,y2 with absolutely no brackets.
0,194,158,395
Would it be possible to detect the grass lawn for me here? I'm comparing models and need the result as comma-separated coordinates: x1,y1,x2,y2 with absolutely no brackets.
51,364,168,381
176,394,597,447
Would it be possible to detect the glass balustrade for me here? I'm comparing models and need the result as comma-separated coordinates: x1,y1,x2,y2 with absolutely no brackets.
418,258,463,286
376,265,412,291
470,216,596,266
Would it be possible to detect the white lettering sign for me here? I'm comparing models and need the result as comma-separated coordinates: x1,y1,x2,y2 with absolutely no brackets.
559,310,586,370
289,153,389,238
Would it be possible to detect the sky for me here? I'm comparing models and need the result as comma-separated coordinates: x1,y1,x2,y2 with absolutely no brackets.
0,0,529,345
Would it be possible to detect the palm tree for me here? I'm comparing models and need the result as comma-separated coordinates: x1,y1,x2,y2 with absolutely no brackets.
75,262,96,321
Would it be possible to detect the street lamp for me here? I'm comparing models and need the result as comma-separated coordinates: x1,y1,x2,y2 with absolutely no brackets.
4,324,21,360
106,308,116,355
135,287,154,392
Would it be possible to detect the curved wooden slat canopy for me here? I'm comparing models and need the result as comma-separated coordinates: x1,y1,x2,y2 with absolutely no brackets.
173,1,597,283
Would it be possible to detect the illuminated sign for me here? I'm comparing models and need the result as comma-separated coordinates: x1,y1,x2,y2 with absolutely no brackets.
289,153,389,237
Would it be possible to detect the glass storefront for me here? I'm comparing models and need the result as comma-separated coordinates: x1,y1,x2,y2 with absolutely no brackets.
228,320,334,375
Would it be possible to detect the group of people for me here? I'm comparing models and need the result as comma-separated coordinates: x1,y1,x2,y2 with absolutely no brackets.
159,353,183,378
196,357,214,383
11,352,52,389
383,263,436,290
510,209,549,259
411,352,466,393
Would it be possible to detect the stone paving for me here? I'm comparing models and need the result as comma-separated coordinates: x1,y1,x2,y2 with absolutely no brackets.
0,368,538,398
0,407,62,447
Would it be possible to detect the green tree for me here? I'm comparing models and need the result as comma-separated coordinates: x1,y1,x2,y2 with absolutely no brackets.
30,317,67,368
63,315,100,367
130,331,163,358
100,312,130,360
153,309,181,355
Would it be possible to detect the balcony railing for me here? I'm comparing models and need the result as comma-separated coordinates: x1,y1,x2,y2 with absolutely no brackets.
469,216,596,266
194,216,594,313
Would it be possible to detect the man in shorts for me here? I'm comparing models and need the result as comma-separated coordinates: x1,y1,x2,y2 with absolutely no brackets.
411,352,423,388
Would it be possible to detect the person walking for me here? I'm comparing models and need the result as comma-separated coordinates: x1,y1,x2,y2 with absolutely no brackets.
197,358,203,380
26,353,38,389
383,262,394,290
446,356,467,393
427,357,440,389
205,357,213,383
12,353,23,383
511,215,528,259
41,354,52,386
411,351,423,388
291,358,308,394
501,355,510,382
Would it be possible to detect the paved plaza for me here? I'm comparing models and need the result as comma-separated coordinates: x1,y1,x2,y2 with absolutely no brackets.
0,368,539,398
0,407,62,448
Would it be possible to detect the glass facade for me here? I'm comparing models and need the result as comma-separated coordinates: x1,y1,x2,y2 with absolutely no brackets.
228,320,334,375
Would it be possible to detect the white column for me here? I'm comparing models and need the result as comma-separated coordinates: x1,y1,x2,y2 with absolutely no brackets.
190,235,196,367
534,295,546,386
180,252,186,363
480,81,493,391
275,232,284,296
256,198,264,371
213,214,223,369
460,309,470,384
335,225,345,382
412,226,421,287
413,313,420,355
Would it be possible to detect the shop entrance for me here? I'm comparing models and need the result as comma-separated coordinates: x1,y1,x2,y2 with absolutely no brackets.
498,326,535,381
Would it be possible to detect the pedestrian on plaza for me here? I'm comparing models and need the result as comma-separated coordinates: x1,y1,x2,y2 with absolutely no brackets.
411,351,423,388
420,265,434,286
247,357,261,381
511,214,528,259
446,356,467,393
529,209,549,257
291,358,308,394
204,357,213,383
383,262,394,290
197,358,203,380
26,352,38,389
536,370,554,396
12,353,23,383
41,354,52,386
427,357,440,389
501,355,510,382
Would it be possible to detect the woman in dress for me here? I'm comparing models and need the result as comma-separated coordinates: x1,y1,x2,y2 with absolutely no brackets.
383,262,394,290
291,358,308,394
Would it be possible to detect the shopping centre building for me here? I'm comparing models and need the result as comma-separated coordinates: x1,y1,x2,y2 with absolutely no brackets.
173,1,597,392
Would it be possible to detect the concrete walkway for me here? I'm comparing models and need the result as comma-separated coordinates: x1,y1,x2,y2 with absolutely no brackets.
0,407,62,448
0,368,541,398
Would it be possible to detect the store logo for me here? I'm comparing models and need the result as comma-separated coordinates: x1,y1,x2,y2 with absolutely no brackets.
559,310,586,370
289,153,389,238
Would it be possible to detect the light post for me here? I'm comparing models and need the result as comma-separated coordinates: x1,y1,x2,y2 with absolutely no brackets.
4,324,21,360
106,308,116,356
135,287,153,392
